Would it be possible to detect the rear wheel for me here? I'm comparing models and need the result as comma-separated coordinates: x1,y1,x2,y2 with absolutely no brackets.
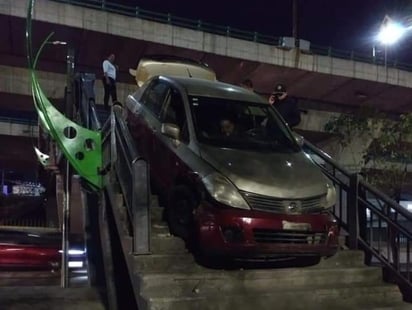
166,186,195,241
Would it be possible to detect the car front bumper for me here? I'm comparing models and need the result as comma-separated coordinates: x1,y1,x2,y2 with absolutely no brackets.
194,201,339,260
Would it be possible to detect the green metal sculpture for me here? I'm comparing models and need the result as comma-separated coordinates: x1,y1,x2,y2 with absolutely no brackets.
26,0,102,189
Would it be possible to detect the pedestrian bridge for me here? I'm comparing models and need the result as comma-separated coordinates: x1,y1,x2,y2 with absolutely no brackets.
2,0,412,113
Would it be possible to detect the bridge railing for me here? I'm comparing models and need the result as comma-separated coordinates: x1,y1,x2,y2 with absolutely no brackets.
74,71,150,254
101,107,150,254
50,0,412,72
75,73,102,131
304,140,412,299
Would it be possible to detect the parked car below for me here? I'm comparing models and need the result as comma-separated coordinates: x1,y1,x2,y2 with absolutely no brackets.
0,229,86,270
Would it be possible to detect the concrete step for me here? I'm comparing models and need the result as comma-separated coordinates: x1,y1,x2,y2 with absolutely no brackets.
0,286,105,310
150,205,165,222
314,250,366,268
369,306,412,310
133,254,199,273
151,222,170,236
140,266,384,298
144,284,403,310
150,235,188,254
150,195,161,208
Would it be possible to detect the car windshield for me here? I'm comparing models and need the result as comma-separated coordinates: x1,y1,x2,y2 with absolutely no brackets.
189,95,300,152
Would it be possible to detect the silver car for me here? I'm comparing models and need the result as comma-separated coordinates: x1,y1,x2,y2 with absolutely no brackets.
126,70,338,260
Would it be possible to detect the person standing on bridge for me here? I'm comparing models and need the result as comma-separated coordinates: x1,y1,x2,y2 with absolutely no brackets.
268,83,301,128
102,53,118,110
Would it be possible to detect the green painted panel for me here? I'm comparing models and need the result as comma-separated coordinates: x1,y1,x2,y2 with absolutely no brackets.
27,0,102,189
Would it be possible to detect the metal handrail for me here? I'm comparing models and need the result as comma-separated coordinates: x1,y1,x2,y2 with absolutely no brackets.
75,73,101,131
99,107,150,255
50,0,412,72
75,72,150,254
304,140,412,299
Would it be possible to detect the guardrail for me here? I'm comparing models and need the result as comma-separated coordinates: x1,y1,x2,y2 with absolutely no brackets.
101,107,150,254
304,139,412,300
75,73,102,131
50,0,412,72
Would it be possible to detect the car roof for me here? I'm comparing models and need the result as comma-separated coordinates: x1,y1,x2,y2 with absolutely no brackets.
131,58,216,87
161,76,267,104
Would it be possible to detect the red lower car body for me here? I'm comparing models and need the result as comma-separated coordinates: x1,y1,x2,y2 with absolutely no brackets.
0,243,60,269
195,201,339,260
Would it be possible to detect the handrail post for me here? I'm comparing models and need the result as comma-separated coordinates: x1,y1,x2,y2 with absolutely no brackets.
348,173,359,249
132,159,150,254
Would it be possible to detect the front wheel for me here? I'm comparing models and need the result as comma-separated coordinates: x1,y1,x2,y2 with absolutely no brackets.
166,186,196,241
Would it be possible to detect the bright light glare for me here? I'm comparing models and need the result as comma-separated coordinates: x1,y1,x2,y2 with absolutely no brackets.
68,261,84,268
59,249,86,255
51,41,67,45
378,22,406,45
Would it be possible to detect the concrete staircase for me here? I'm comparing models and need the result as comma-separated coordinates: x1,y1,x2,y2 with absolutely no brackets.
130,197,410,310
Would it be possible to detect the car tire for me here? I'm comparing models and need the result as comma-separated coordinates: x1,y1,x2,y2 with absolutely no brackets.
166,186,195,241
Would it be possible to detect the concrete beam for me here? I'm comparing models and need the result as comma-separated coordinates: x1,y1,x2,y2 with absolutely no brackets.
3,0,412,90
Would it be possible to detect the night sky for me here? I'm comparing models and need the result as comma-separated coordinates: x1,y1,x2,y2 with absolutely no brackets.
110,0,412,63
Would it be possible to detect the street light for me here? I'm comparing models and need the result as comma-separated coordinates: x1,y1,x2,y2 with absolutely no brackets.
377,17,406,45
374,15,408,82
376,15,407,67
45,38,72,289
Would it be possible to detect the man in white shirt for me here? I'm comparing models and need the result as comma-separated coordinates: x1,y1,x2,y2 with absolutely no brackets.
102,53,118,109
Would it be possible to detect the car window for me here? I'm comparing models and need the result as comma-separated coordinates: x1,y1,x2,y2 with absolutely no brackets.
161,88,189,143
189,95,299,153
141,80,169,118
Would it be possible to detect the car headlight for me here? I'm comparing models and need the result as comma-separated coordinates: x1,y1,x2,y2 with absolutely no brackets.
202,172,250,210
320,183,336,209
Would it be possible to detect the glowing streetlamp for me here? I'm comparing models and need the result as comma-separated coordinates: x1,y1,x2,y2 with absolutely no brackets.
376,15,407,67
377,17,406,45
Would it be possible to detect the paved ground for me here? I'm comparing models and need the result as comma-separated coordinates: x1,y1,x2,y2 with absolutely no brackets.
0,269,88,287
0,269,106,310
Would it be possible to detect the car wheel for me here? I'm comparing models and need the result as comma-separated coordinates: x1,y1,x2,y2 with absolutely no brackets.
166,186,195,241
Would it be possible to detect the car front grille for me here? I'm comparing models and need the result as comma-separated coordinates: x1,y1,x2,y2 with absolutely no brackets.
253,228,327,244
240,191,325,214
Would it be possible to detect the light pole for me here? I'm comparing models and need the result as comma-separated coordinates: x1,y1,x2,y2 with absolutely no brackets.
46,39,72,288
377,15,407,80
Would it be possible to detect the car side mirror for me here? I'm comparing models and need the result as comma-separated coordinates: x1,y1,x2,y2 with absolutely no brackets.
293,132,304,147
161,123,180,140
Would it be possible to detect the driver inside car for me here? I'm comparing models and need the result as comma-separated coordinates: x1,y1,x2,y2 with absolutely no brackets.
220,118,237,137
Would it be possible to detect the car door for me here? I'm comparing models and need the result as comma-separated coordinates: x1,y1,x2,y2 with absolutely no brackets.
128,78,169,166
152,86,190,192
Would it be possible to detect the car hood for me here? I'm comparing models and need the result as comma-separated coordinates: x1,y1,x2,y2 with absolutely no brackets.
199,145,328,198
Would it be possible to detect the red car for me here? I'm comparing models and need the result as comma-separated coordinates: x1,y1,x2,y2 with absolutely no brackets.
125,59,339,261
0,229,86,269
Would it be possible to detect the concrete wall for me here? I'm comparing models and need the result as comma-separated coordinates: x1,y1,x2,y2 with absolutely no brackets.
0,121,38,137
2,0,412,88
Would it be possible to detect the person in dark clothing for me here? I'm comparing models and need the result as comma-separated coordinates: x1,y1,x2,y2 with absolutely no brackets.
102,53,118,109
269,83,301,128
240,79,254,92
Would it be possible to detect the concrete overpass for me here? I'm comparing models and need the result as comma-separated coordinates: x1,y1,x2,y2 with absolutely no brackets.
2,0,412,114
